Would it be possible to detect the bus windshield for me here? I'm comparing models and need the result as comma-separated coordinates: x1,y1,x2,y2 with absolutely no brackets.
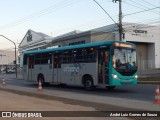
113,48,137,70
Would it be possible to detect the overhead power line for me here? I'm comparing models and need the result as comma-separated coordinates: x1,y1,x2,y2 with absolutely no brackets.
129,0,159,14
141,0,158,7
124,7,160,16
0,0,79,31
92,0,118,26
124,1,159,15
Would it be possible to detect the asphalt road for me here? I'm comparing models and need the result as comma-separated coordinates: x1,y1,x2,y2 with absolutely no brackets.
4,78,156,103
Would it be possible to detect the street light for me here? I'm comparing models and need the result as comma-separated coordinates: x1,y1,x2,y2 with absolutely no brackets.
0,35,17,78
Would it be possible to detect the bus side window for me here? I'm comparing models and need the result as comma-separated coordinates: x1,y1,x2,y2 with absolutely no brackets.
62,50,73,63
73,49,83,62
82,49,86,61
35,53,41,64
63,51,67,63
89,47,96,62
83,48,89,62
84,47,97,62
41,53,52,64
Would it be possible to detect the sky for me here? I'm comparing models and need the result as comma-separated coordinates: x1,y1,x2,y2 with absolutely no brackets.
0,0,159,50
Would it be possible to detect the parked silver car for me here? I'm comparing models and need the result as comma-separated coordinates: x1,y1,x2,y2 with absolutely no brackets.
7,68,15,73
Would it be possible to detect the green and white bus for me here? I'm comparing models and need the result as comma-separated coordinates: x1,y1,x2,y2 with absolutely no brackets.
22,40,138,90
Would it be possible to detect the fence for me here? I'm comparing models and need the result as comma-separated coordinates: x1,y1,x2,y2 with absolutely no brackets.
0,64,20,74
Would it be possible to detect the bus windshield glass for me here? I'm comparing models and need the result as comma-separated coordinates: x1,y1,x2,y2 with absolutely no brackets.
113,48,137,70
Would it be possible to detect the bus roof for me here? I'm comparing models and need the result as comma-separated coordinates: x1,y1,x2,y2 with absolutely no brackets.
23,40,134,55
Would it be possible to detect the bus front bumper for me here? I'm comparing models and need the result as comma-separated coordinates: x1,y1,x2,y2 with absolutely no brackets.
111,78,137,86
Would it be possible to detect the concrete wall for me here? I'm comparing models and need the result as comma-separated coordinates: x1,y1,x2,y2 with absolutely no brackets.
136,43,148,70
148,43,155,69
123,23,160,69
90,32,115,42
155,40,160,68
50,33,91,47
125,33,159,69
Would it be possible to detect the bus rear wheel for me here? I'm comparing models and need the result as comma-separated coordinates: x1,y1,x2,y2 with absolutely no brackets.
83,77,94,91
37,75,44,85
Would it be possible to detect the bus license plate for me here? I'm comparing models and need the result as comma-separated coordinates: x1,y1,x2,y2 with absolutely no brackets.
125,80,130,82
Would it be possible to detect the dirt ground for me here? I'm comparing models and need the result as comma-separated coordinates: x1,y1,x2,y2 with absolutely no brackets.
0,91,132,120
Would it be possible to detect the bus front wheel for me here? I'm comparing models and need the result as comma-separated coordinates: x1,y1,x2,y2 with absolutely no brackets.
83,77,94,91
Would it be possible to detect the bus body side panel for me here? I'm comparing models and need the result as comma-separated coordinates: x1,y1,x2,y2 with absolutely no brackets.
34,64,52,82
54,68,61,83
60,63,97,86
22,65,34,82
60,64,74,84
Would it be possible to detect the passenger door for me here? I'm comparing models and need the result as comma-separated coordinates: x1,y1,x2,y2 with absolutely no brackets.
27,55,34,81
98,48,110,84
53,53,61,82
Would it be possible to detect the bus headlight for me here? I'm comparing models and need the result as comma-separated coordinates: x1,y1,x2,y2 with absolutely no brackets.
135,75,138,79
112,74,118,79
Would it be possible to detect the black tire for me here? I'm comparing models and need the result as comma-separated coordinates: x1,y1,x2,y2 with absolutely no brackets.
106,86,116,90
84,77,94,91
37,75,44,85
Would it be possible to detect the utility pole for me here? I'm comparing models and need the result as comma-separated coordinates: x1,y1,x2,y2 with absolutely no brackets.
113,0,123,41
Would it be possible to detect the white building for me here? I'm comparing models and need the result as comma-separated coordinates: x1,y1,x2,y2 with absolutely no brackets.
18,23,160,69
0,50,16,65
91,23,160,69
123,23,160,69
19,29,51,53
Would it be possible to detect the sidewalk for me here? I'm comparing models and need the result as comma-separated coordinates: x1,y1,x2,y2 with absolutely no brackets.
0,72,22,80
138,69,160,78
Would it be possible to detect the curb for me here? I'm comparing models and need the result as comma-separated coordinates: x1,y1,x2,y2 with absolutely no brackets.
138,81,160,84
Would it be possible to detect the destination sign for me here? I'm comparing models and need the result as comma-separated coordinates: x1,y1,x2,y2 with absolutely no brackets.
114,42,132,48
